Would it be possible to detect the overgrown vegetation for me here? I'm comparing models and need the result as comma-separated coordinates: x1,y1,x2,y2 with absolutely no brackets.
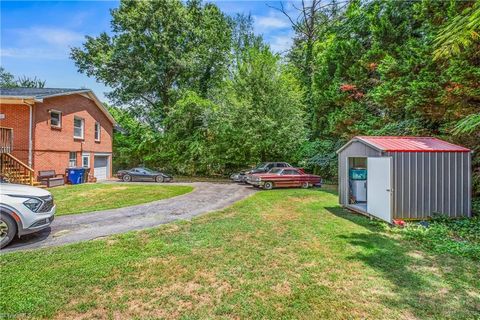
1,189,479,319
69,0,478,199
388,216,480,260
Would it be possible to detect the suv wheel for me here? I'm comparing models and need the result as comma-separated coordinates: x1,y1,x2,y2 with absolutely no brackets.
0,214,17,249
123,174,132,182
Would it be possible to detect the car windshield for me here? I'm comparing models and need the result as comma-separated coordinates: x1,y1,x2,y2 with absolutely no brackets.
141,168,157,174
255,162,268,169
268,168,283,174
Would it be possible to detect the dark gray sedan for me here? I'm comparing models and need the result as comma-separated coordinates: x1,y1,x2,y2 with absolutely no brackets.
117,168,173,183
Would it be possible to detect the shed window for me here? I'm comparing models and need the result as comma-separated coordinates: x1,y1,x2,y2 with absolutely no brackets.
69,152,77,167
94,122,101,141
50,110,61,128
73,117,84,139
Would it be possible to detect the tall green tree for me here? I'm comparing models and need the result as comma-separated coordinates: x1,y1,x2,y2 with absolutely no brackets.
298,0,479,188
160,46,307,175
71,0,232,124
108,106,161,171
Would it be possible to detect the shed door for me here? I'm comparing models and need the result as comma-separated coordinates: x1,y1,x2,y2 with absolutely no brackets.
94,156,108,180
367,157,392,223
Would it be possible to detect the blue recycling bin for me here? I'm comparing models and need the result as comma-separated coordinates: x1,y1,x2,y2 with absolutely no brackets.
67,168,86,184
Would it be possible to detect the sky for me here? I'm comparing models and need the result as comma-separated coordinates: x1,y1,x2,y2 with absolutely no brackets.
1,0,296,102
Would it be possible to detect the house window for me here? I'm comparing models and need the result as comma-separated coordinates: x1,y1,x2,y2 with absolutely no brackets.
82,154,90,168
50,110,62,128
69,152,77,167
73,117,84,139
94,122,101,141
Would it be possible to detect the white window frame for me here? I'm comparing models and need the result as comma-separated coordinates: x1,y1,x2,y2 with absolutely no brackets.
82,153,90,168
69,152,77,167
73,116,84,139
50,110,62,128
94,122,101,142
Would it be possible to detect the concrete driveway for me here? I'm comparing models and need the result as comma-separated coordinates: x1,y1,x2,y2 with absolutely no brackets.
3,182,256,253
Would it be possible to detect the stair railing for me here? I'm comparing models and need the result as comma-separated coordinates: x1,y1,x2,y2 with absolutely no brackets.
0,153,34,186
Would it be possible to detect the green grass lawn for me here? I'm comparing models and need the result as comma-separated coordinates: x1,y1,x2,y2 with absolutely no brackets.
49,183,194,216
1,187,479,319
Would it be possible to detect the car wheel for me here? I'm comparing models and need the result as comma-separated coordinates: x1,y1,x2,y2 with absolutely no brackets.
263,181,274,190
123,174,132,182
0,214,17,249
155,175,164,183
301,182,310,189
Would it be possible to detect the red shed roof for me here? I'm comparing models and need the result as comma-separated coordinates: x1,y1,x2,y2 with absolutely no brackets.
355,136,470,152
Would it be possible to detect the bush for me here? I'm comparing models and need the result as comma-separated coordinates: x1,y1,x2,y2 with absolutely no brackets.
391,216,480,260
472,198,480,217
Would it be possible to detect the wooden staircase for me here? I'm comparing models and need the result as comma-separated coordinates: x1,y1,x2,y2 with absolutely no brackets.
0,153,38,186
0,127,39,186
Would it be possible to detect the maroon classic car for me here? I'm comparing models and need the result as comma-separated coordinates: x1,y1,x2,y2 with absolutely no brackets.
246,167,321,190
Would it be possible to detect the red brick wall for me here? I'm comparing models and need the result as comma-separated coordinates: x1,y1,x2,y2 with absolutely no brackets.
0,104,32,165
33,94,113,178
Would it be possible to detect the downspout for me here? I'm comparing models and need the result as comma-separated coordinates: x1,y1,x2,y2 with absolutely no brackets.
28,103,33,167
20,99,34,168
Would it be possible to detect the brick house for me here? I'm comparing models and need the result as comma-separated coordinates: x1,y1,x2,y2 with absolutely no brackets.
0,88,115,183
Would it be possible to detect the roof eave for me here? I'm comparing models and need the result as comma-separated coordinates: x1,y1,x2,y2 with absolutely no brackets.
0,96,43,104
336,136,385,154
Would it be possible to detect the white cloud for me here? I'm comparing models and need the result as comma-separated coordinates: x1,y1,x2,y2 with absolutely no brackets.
1,26,85,59
0,47,68,60
256,15,290,29
252,10,294,53
14,27,84,47
269,34,293,53
253,10,292,34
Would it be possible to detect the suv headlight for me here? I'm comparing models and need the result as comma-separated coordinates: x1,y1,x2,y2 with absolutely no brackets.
23,198,43,212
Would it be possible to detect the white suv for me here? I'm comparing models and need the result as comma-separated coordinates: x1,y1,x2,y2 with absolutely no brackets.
0,183,56,248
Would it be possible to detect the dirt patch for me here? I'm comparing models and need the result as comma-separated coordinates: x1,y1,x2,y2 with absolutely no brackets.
271,280,292,296
55,267,235,320
262,202,300,223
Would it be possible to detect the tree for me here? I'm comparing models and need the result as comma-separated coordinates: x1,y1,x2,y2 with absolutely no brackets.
0,67,45,88
162,91,220,175
433,1,480,60
158,46,307,175
432,1,480,135
273,0,348,134
453,114,480,135
108,105,162,171
218,46,306,169
0,68,16,88
71,0,232,124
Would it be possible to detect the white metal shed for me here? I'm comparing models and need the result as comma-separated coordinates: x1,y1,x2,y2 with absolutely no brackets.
337,136,472,222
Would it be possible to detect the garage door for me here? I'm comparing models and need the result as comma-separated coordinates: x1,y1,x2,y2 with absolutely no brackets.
94,156,108,180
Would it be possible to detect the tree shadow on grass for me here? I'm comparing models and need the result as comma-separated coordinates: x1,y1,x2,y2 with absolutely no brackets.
325,206,480,319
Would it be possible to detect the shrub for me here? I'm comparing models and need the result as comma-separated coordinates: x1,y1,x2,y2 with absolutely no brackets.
390,216,480,260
